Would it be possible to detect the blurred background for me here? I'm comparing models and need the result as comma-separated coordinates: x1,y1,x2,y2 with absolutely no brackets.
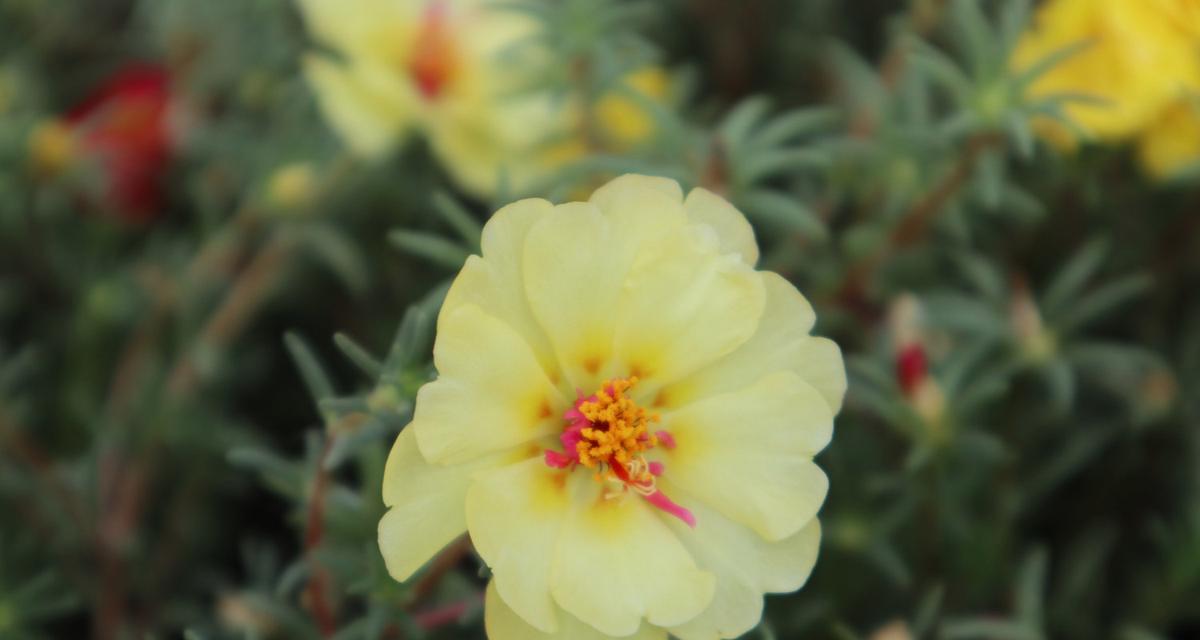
1,0,1198,638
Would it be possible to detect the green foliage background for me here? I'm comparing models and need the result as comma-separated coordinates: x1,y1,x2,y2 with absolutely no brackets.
1,0,1198,639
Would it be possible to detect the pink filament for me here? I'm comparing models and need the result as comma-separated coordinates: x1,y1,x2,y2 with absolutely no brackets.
644,489,696,528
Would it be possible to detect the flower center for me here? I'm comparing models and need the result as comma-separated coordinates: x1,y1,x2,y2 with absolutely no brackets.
407,2,458,100
544,377,695,527
574,377,659,468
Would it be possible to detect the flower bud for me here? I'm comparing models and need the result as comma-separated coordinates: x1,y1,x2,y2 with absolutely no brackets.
27,119,76,177
1010,282,1056,363
266,162,318,213
871,620,914,640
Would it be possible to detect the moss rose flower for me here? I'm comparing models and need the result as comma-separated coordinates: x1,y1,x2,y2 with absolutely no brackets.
295,0,673,197
379,175,846,639
1011,0,1200,149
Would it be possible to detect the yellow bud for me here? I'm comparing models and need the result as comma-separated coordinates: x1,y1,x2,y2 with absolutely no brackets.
596,67,671,149
266,162,317,212
217,592,278,636
27,119,76,176
870,621,915,640
367,384,403,413
912,378,949,444
1136,369,1178,423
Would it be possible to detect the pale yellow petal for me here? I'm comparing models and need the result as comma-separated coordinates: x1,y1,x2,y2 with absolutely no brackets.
683,187,759,266
466,458,570,633
419,5,562,196
413,304,564,464
590,173,683,209
303,55,415,159
523,202,626,391
424,94,563,197
663,491,822,640
442,198,558,372
661,371,832,541
612,225,765,389
378,428,501,582
485,581,667,640
661,271,846,414
588,174,689,257
294,0,416,56
550,481,715,636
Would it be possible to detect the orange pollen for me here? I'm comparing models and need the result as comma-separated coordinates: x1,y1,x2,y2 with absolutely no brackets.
575,377,659,471
407,4,457,100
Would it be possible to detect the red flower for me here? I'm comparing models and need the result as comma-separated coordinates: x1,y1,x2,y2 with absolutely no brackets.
66,64,175,222
895,343,929,397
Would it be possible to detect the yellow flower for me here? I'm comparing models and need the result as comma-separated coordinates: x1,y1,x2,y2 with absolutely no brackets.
297,0,674,197
1011,0,1200,144
27,119,76,177
1153,0,1200,37
1137,98,1200,179
296,0,563,196
379,175,845,639
594,67,673,150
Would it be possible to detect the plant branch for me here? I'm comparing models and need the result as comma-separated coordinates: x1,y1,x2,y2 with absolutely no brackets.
834,132,1004,310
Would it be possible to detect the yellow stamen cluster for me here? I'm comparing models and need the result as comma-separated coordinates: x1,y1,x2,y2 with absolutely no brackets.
576,377,659,472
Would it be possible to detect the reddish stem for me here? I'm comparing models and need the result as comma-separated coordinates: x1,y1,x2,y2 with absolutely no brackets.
304,439,337,637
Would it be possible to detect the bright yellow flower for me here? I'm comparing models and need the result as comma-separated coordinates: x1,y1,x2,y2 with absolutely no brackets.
1152,0,1200,37
379,175,845,639
297,0,673,197
1011,0,1200,144
595,67,673,150
1137,98,1200,178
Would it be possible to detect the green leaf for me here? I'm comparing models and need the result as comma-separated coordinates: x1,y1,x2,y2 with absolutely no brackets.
1007,112,1035,159
284,332,336,413
324,417,396,471
1066,341,1162,376
738,148,831,184
333,333,383,379
947,0,996,77
747,107,838,150
432,191,482,250
719,96,772,145
228,447,305,500
975,148,1006,209
389,230,471,270
1118,626,1170,640
998,0,1034,55
865,540,912,587
1041,359,1075,414
297,225,369,295
381,287,444,382
1015,547,1048,626
941,618,1041,640
1040,238,1109,317
952,252,1007,302
921,293,1009,338
910,39,972,101
957,431,1009,463
913,584,945,638
1021,425,1114,511
1055,273,1152,333
737,189,828,240
1054,526,1115,618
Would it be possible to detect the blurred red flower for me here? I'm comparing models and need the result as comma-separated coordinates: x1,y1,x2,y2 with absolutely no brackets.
66,64,175,222
895,343,928,397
